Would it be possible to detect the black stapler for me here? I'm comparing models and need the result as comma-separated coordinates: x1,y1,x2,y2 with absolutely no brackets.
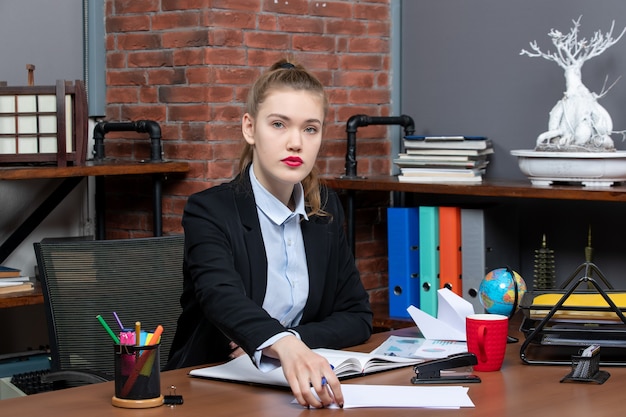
411,352,481,384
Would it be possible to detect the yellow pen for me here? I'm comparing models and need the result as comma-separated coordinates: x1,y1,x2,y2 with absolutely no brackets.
135,321,141,347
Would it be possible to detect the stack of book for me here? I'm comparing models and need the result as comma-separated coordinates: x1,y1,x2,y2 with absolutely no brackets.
0,266,34,295
394,136,493,183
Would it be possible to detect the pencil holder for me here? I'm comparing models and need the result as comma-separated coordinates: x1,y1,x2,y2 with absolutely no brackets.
112,343,163,408
560,348,610,384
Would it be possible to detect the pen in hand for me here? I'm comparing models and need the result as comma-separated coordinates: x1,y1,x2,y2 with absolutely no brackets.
321,364,334,386
321,364,339,406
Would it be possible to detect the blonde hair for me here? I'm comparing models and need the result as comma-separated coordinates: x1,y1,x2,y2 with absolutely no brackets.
239,58,329,217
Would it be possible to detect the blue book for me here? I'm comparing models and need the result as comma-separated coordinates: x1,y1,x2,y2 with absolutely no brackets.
0,265,21,278
387,208,420,318
418,206,439,317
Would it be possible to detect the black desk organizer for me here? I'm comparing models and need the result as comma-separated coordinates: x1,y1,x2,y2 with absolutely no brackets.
560,347,610,384
519,268,626,367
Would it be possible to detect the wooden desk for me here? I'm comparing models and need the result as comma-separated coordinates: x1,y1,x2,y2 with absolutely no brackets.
3,324,625,416
0,160,189,263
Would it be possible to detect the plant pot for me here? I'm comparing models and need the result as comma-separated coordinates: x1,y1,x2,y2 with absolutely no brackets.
510,149,626,186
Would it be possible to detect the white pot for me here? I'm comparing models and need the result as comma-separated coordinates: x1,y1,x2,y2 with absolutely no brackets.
510,149,626,186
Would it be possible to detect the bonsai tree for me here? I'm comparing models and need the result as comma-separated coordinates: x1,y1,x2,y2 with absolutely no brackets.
521,17,626,152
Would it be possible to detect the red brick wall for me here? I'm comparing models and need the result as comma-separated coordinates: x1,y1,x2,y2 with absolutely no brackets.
103,0,392,307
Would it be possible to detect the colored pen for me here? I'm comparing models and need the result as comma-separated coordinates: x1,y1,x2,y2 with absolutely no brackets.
96,314,120,344
121,325,164,397
135,321,141,347
321,364,335,386
112,311,124,330
148,324,163,346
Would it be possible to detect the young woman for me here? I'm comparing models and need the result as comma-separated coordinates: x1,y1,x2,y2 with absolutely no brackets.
166,59,373,408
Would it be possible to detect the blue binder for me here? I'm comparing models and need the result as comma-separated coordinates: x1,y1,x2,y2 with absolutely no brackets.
387,207,420,318
418,206,440,317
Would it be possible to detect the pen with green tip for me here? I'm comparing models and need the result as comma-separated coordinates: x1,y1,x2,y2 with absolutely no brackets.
96,314,120,344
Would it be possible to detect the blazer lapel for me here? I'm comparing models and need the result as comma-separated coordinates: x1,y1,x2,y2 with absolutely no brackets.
234,171,268,307
301,217,328,322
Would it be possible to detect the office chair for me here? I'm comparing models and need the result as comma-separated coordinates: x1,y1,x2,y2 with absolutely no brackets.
33,235,184,388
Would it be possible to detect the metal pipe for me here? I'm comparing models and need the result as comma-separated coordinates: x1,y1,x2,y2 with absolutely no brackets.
91,120,165,237
92,120,163,161
343,114,415,178
342,114,416,255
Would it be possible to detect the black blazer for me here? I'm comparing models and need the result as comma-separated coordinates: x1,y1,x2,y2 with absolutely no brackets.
165,167,372,369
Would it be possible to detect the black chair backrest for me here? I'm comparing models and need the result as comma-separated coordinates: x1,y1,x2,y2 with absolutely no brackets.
34,235,184,378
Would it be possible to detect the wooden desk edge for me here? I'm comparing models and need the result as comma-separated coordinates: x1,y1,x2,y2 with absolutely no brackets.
5,315,626,417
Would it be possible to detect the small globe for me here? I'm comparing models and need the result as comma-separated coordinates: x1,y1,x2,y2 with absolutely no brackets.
479,268,527,316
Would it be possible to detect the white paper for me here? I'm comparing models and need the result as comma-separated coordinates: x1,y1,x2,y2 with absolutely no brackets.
407,288,475,341
437,288,475,330
0,281,23,287
300,384,474,409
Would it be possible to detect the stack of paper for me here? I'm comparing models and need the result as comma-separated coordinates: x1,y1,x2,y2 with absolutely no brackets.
0,267,34,295
309,384,474,409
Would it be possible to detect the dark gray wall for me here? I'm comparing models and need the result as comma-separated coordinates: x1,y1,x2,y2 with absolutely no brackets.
401,0,626,180
400,1,626,288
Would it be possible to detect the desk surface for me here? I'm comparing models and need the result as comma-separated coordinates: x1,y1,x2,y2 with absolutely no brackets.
0,160,189,180
3,323,625,416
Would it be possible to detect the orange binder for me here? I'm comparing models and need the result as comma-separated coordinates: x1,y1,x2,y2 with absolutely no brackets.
438,206,462,296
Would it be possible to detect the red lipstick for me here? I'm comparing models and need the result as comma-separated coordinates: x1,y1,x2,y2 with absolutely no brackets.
282,156,303,167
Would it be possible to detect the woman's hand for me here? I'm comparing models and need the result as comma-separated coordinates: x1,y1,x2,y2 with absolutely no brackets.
228,341,245,359
263,335,343,409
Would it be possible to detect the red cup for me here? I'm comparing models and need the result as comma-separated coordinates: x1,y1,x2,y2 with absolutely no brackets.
465,313,508,371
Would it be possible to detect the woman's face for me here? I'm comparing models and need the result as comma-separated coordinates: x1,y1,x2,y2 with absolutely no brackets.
242,87,324,204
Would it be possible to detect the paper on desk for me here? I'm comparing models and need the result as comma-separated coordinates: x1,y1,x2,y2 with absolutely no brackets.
407,288,475,341
301,385,474,409
0,281,24,287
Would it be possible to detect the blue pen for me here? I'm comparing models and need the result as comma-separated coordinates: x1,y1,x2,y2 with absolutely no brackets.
321,364,335,386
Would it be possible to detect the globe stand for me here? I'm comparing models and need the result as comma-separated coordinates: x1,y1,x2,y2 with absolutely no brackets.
507,269,520,344
481,266,523,344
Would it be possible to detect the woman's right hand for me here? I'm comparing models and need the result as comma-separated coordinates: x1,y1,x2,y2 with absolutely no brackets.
263,335,343,409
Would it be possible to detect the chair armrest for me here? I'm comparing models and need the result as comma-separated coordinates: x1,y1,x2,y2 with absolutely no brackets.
41,369,111,385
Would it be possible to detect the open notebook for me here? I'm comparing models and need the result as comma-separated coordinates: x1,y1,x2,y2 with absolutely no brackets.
189,348,423,388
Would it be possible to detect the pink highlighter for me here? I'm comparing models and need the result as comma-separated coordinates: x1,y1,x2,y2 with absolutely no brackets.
119,330,136,376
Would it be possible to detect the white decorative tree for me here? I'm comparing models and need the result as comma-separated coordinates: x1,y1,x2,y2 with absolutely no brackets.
521,17,626,152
